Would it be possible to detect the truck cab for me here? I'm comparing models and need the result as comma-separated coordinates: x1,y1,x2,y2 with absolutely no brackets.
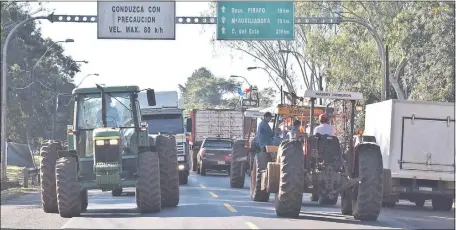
138,90,189,184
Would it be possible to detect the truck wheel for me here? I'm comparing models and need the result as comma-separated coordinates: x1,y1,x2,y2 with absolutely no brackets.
200,161,207,176
341,189,353,215
191,149,198,171
250,152,270,202
415,199,425,207
56,157,81,218
40,141,62,213
230,140,246,188
432,197,453,211
275,141,304,217
136,151,161,213
319,195,338,205
352,144,383,221
81,189,88,212
111,187,122,196
310,192,319,202
156,135,180,208
179,172,188,185
382,201,396,208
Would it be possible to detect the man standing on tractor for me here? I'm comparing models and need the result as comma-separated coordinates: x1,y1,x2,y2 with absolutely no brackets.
256,112,275,152
313,114,336,136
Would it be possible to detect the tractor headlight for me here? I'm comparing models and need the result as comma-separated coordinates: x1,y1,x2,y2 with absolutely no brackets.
96,140,105,146
109,139,118,145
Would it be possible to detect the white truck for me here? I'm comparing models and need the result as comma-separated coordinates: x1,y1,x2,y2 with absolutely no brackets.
364,99,455,211
186,109,244,172
138,90,189,184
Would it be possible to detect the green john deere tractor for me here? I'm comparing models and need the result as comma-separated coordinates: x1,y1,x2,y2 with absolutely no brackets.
39,85,180,218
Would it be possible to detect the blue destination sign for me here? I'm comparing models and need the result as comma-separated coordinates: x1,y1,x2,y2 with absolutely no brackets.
216,1,295,40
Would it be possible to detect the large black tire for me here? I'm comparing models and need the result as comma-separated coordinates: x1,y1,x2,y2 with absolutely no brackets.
156,135,180,208
200,160,207,176
56,157,81,218
111,187,122,196
250,152,270,202
230,140,246,188
179,172,188,185
274,141,304,218
431,197,453,211
136,151,161,213
191,149,198,171
341,188,353,215
319,195,338,205
81,189,88,212
310,192,319,202
415,199,425,207
352,144,383,221
40,141,62,213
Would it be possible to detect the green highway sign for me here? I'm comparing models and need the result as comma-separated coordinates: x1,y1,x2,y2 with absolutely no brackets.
216,1,295,40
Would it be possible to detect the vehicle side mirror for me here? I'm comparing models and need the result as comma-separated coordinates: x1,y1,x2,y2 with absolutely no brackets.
186,118,192,132
146,89,156,106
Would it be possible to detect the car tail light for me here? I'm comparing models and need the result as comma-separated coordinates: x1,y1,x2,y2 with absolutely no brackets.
224,154,232,161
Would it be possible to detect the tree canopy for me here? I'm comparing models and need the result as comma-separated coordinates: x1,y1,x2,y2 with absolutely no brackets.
1,2,80,148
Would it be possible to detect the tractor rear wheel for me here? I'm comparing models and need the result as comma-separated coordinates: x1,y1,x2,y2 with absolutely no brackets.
81,189,88,212
56,157,81,218
352,144,383,221
156,134,180,208
136,150,161,213
111,188,122,196
250,152,269,202
274,141,304,218
230,140,246,188
40,141,62,213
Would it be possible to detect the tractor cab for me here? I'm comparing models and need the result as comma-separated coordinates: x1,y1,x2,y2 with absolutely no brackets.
66,85,155,190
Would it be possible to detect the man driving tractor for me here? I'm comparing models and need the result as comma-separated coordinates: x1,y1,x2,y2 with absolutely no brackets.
97,95,120,127
313,113,336,136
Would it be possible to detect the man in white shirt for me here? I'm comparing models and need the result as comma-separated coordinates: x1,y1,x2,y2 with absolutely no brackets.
313,114,336,136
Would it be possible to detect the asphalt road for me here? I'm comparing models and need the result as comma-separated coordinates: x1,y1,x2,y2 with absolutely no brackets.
1,171,455,229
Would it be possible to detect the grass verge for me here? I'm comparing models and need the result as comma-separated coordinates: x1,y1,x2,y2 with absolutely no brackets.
1,186,39,203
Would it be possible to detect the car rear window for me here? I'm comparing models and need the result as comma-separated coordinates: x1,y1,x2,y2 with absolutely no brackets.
203,140,232,149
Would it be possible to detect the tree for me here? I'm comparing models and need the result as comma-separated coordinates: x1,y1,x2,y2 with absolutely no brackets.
1,2,80,149
179,67,241,114
258,87,277,108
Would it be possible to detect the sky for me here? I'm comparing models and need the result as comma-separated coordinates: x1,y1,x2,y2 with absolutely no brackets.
32,1,297,95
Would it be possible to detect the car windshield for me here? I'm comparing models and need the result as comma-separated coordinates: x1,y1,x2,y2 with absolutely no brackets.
77,92,135,129
144,114,184,134
203,140,232,149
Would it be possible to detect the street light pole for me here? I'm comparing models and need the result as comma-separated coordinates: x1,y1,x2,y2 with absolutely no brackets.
76,73,99,88
1,15,50,181
247,66,281,90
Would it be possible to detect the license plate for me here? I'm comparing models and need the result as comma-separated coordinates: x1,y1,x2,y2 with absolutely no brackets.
217,161,225,165
418,187,432,191
177,156,185,161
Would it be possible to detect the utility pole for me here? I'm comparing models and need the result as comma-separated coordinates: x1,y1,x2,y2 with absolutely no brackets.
385,45,390,100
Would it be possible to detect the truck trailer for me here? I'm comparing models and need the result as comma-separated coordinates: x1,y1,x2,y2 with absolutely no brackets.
364,99,455,211
186,109,244,172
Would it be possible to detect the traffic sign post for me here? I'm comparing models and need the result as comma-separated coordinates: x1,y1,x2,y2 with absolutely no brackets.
216,1,294,40
97,1,176,40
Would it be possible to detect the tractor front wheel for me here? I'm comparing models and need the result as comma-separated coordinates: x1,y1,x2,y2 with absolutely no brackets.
56,157,81,218
136,150,161,213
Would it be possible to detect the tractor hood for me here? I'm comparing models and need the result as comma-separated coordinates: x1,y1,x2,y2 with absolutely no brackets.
93,128,121,139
